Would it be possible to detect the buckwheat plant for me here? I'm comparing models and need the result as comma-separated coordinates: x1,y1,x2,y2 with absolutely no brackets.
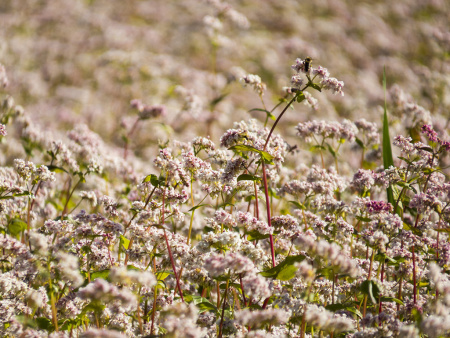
1,48,450,338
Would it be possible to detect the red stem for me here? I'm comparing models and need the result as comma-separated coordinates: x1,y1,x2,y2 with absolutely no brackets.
412,245,417,304
239,274,247,307
161,184,184,302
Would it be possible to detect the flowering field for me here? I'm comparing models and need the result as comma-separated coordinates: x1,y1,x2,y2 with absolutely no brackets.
0,0,450,337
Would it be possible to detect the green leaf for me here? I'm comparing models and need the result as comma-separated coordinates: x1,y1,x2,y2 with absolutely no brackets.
16,315,38,329
355,215,372,222
380,296,404,305
326,303,362,318
434,227,450,233
186,295,218,313
381,67,397,214
211,93,229,108
156,271,171,281
248,108,276,121
309,83,322,92
317,266,335,280
277,265,298,281
360,280,381,304
143,174,156,183
374,253,397,264
228,144,259,153
326,143,337,158
355,137,365,149
47,165,69,174
228,145,275,164
81,301,105,315
8,218,27,237
260,255,305,280
247,230,271,241
237,174,261,182
120,235,130,250
309,145,326,151
13,191,31,197
296,93,305,103
187,204,209,212
289,201,306,210
36,317,53,331
398,156,413,165
90,269,110,282
220,282,241,291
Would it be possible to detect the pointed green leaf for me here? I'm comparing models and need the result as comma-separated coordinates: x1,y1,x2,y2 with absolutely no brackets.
120,235,130,250
237,174,261,182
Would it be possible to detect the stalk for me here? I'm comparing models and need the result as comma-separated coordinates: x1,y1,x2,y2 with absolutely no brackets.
261,93,300,267
48,261,59,331
218,279,230,338
363,248,375,318
161,181,184,302
150,257,158,335
239,273,247,307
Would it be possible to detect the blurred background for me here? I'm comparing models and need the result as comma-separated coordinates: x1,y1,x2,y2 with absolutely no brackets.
0,0,449,166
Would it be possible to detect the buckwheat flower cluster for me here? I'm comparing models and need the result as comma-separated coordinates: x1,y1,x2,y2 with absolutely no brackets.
204,252,254,277
304,304,354,333
220,128,250,148
221,157,246,186
0,124,6,137
393,135,435,166
307,165,348,196
237,211,273,235
241,273,271,300
421,124,450,151
109,266,156,288
50,140,80,172
296,260,316,284
235,308,290,328
28,231,49,256
78,190,98,207
428,263,450,305
26,286,48,309
78,278,137,309
130,99,167,119
98,195,119,217
390,85,432,129
56,252,84,288
192,136,216,152
350,169,387,194
13,159,36,180
205,0,250,29
81,329,126,338
203,14,223,37
291,58,344,95
154,148,191,188
75,210,124,235
303,91,319,110
240,74,266,96
161,302,205,338
271,214,299,231
421,316,450,338
409,192,441,214
354,118,380,146
296,120,357,143
278,179,312,197
33,165,56,182
293,235,360,278
173,85,204,119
